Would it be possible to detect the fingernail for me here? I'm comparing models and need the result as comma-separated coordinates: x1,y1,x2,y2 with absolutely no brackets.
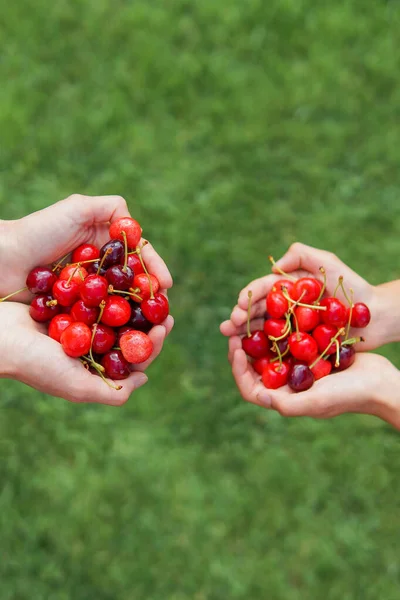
136,373,148,387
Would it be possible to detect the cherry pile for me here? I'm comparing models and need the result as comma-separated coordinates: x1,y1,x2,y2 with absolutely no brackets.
17,217,168,390
242,258,371,393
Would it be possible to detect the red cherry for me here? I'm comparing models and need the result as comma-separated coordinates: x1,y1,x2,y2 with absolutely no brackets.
26,267,58,294
320,297,348,328
120,330,153,364
101,296,131,327
266,291,289,319
263,318,287,339
80,274,109,308
288,332,318,362
293,277,322,303
242,330,270,359
262,361,290,389
312,324,339,355
109,217,142,250
59,265,88,286
91,324,117,354
48,314,74,342
101,350,131,380
71,244,100,264
253,356,272,375
52,279,81,307
293,306,320,332
310,358,332,380
141,293,169,324
60,322,92,357
117,326,135,344
105,265,134,291
288,364,315,392
272,279,295,298
30,295,61,322
70,300,100,326
350,303,371,328
133,273,160,301
127,254,144,275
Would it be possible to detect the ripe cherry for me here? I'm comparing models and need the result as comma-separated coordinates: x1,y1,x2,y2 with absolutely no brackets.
127,253,144,275
91,324,117,354
59,265,88,286
80,274,108,308
141,293,169,325
331,345,356,371
101,350,131,380
266,291,289,319
30,295,61,322
127,304,153,333
70,300,100,326
109,217,142,250
60,322,92,358
120,330,153,364
49,314,74,342
26,267,58,295
288,332,318,362
117,326,135,343
252,355,273,375
106,265,134,291
133,273,160,301
87,260,107,277
312,324,339,355
99,240,125,268
294,306,320,332
310,357,332,380
288,364,315,392
320,297,348,328
262,361,290,389
264,318,288,339
71,244,100,264
293,277,322,303
52,279,81,307
101,296,131,327
350,303,371,328
272,279,295,298
242,331,270,359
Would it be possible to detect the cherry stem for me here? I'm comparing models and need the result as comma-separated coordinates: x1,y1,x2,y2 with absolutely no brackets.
97,248,113,275
268,313,292,342
334,339,341,368
246,291,253,338
343,336,364,346
66,264,80,287
268,256,296,282
291,306,300,339
271,341,283,368
46,299,58,307
93,364,123,391
0,286,28,302
97,300,106,324
282,288,327,311
81,355,105,373
345,288,354,339
309,327,346,369
315,267,326,304
127,241,148,255
121,231,128,273
108,285,143,302
270,343,290,362
52,252,70,272
89,324,98,365
136,245,154,299
68,258,100,267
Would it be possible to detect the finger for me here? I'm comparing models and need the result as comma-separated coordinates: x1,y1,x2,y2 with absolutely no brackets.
163,314,174,336
141,240,173,289
221,318,265,338
231,299,265,326
133,325,166,372
237,274,282,309
231,349,272,407
228,335,242,363
273,242,333,276
68,194,131,224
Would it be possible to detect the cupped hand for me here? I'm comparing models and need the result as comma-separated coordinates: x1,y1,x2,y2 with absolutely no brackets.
220,242,384,351
227,335,400,428
0,302,174,405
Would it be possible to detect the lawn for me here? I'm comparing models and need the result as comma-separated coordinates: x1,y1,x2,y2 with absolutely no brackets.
1,1,400,598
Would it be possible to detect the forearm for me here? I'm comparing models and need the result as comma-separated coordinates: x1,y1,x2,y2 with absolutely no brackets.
373,280,400,346
374,362,400,430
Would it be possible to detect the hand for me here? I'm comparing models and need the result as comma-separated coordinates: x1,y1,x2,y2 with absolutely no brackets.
220,242,385,351
227,335,400,429
0,302,174,405
0,194,173,302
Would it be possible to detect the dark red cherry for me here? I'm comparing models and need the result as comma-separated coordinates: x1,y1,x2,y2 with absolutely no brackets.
99,239,125,268
106,265,134,291
26,267,58,295
331,345,356,372
87,260,107,277
127,304,153,333
101,350,131,380
288,364,315,392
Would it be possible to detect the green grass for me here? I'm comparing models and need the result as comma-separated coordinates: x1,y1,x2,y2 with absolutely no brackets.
1,0,400,598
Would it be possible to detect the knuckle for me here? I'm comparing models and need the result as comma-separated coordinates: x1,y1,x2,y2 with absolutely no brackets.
67,193,86,204
290,242,304,254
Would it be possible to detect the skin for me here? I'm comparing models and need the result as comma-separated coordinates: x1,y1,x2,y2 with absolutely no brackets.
220,242,400,429
0,194,174,406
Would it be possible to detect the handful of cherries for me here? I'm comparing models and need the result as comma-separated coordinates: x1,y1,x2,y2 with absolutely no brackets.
4,217,169,390
242,257,371,393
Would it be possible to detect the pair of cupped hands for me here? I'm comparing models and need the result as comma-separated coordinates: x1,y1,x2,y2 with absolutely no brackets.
0,195,174,406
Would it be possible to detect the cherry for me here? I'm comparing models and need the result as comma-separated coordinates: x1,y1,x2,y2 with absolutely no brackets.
272,279,295,298
141,293,169,325
60,322,92,358
117,326,135,343
288,364,315,392
127,253,144,275
91,324,117,354
127,304,153,333
52,279,81,307
262,361,290,389
70,300,100,326
331,345,356,372
30,295,61,322
310,357,332,380
101,350,131,380
350,303,371,328
59,265,88,286
253,355,272,376
80,274,109,308
99,240,125,268
87,260,107,277
293,277,322,303
133,273,160,301
242,331,270,359
272,337,289,356
288,332,318,362
106,265,134,291
294,306,320,332
120,330,153,364
71,244,100,264
101,296,131,327
48,314,74,342
320,297,348,328
264,318,288,339
109,217,142,250
312,324,339,355
266,291,289,319
26,267,58,295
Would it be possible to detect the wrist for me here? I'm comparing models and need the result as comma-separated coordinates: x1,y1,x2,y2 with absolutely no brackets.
373,281,400,346
372,361,400,430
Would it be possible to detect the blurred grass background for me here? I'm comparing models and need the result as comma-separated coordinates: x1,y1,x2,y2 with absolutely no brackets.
1,0,400,598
